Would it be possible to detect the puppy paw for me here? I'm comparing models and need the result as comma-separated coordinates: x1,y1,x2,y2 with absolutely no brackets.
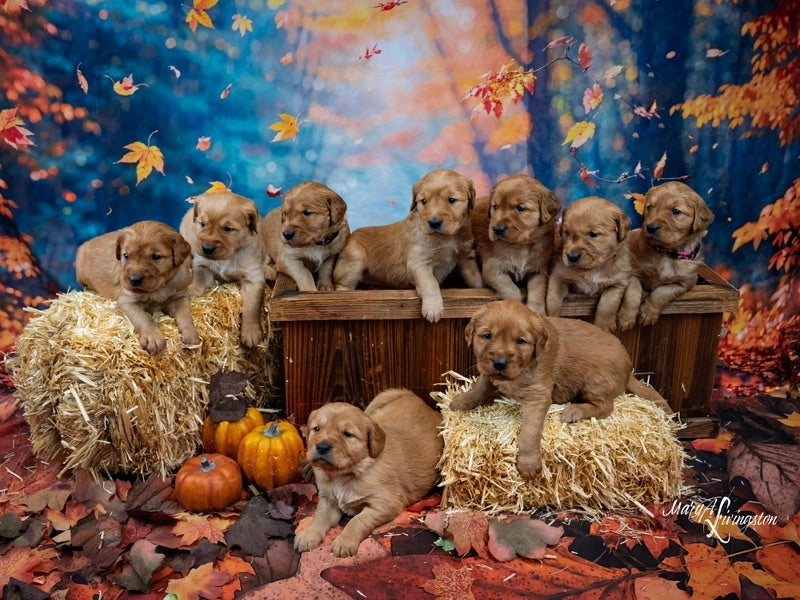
421,295,444,323
515,453,542,479
593,314,617,333
317,281,335,292
294,527,326,553
616,310,637,332
240,326,264,348
561,404,587,423
526,299,546,315
449,390,480,411
331,533,362,558
639,301,661,326
139,329,165,354
181,330,202,349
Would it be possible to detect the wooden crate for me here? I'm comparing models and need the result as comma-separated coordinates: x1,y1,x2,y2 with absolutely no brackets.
269,264,738,426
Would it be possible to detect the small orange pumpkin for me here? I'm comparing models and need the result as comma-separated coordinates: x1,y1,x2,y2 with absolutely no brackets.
202,406,265,457
237,421,305,490
174,453,243,512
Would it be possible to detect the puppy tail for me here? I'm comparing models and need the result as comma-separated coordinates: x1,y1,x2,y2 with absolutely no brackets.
626,373,673,415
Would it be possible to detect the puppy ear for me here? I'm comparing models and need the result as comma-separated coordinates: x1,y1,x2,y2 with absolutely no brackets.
115,231,128,261
538,191,561,225
465,177,476,211
327,193,347,225
691,198,714,233
410,180,421,213
464,304,487,347
246,205,259,234
613,207,632,242
171,233,192,267
367,419,386,458
530,313,551,361
192,197,201,223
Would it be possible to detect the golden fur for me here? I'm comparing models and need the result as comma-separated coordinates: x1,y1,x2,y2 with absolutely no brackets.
546,196,639,332
472,174,560,313
75,220,198,353
294,389,443,557
450,300,670,478
179,191,267,347
333,169,483,322
629,181,714,325
261,181,349,293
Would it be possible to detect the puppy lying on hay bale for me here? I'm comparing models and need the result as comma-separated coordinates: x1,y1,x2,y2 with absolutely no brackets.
8,284,276,478
434,373,688,515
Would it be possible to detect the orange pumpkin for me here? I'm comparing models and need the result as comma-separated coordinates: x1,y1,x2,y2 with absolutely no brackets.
202,406,265,457
174,453,243,512
237,421,305,490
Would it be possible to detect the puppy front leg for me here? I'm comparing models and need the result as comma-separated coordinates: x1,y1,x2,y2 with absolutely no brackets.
457,255,484,289
483,258,522,303
239,278,265,347
294,495,343,553
409,265,444,323
332,504,401,557
166,296,201,348
545,273,568,317
594,286,625,332
187,264,215,297
450,375,496,411
617,278,642,331
333,241,366,290
279,258,316,292
315,255,336,292
118,299,164,354
525,273,548,315
639,281,691,325
516,398,551,479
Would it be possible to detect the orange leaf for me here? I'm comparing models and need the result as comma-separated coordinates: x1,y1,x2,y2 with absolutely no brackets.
563,121,595,149
582,83,603,114
219,83,233,99
687,501,751,543
186,0,218,33
447,511,490,559
164,562,231,600
206,181,230,193
217,553,256,600
422,562,475,600
269,113,300,142
732,220,768,252
690,430,734,454
579,166,600,189
778,411,800,427
196,136,211,152
76,63,89,94
2,0,30,14
0,546,59,588
683,542,740,600
46,500,92,531
578,42,592,70
653,151,667,179
280,52,293,65
171,514,233,546
625,192,646,215
116,139,165,185
0,106,35,150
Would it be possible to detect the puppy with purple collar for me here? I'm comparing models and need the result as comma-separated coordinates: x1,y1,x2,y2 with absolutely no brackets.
628,181,714,325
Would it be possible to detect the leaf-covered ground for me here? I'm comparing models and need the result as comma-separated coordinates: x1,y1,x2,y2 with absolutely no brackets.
1,386,799,599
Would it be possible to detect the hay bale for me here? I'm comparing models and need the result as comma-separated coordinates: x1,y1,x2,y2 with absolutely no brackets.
434,373,688,515
9,285,277,478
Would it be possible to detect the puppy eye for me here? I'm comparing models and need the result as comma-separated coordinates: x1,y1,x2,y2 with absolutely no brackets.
481,332,492,340
671,208,682,216
645,205,652,212
151,253,161,261
342,430,354,438
223,226,234,233
121,253,129,260
588,231,599,238
303,209,312,216
516,338,527,345
516,204,526,212
448,197,457,204
418,198,426,205
311,425,320,432
198,221,205,228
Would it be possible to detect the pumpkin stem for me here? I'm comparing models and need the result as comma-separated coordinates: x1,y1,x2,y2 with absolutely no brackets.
199,456,216,472
264,421,280,437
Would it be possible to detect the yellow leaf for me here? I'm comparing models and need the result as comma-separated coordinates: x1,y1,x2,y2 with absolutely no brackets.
562,121,595,149
206,181,231,193
688,501,750,543
165,562,231,600
778,411,800,428
625,192,646,215
172,514,234,546
112,74,146,96
269,113,299,142
232,14,253,36
116,141,165,185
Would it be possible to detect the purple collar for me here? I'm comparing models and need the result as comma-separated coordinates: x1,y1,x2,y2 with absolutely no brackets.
651,243,701,260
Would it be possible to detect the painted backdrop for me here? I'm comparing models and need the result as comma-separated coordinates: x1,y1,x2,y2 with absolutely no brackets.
1,0,798,390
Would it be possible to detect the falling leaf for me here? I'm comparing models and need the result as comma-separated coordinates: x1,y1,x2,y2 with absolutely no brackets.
116,138,165,185
172,514,233,546
220,83,232,99
422,562,475,600
634,100,659,119
691,431,735,454
689,144,699,153
0,107,35,150
463,60,535,118
186,0,218,33
269,113,299,142
358,44,382,60
582,83,604,113
196,136,211,152
76,63,89,94
232,14,253,36
164,562,231,600
580,166,600,188
111,74,148,96
653,151,667,179
372,1,408,10
665,50,677,59
577,42,592,70
625,192,646,215
280,52,293,65
760,162,769,174
487,516,563,561
186,176,194,184
267,184,282,197
562,120,596,149
602,64,623,86
544,36,575,50
206,181,231,193
2,0,31,14
706,48,729,58
169,65,181,78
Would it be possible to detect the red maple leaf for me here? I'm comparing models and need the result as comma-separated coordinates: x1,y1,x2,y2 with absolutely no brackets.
580,166,601,188
578,42,593,70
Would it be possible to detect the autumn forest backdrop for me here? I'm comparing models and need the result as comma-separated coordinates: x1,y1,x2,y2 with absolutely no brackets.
0,0,798,392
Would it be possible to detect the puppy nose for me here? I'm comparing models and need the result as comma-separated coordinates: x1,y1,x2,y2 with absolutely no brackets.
128,274,143,287
646,223,660,234
315,442,331,455
201,243,216,256
567,251,581,264
492,224,506,237
427,218,443,231
282,229,295,242
492,357,509,372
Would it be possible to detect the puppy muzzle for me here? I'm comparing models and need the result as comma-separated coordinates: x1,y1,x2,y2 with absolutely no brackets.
201,243,217,257
427,218,443,233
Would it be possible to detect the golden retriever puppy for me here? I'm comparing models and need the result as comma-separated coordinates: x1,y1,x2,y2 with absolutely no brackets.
333,169,483,322
629,181,714,325
450,300,671,479
261,181,349,292
179,191,267,347
75,220,199,354
546,196,640,332
294,389,443,557
473,174,560,313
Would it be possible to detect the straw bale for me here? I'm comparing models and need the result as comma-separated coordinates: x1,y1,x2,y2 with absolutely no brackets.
8,285,277,478
434,373,689,515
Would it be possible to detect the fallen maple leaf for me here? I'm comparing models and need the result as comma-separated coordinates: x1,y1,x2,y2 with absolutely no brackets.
653,151,667,179
487,516,563,562
114,539,165,593
186,0,218,33
232,14,253,36
116,132,165,185
778,412,800,428
422,562,475,600
687,501,751,543
172,514,234,546
0,107,35,150
45,500,91,531
196,136,211,152
76,63,89,94
0,546,58,588
582,83,604,113
691,431,735,454
217,553,256,600
563,120,595,150
577,42,592,70
269,113,300,142
110,73,147,96
579,166,600,189
683,542,740,600
164,561,231,600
